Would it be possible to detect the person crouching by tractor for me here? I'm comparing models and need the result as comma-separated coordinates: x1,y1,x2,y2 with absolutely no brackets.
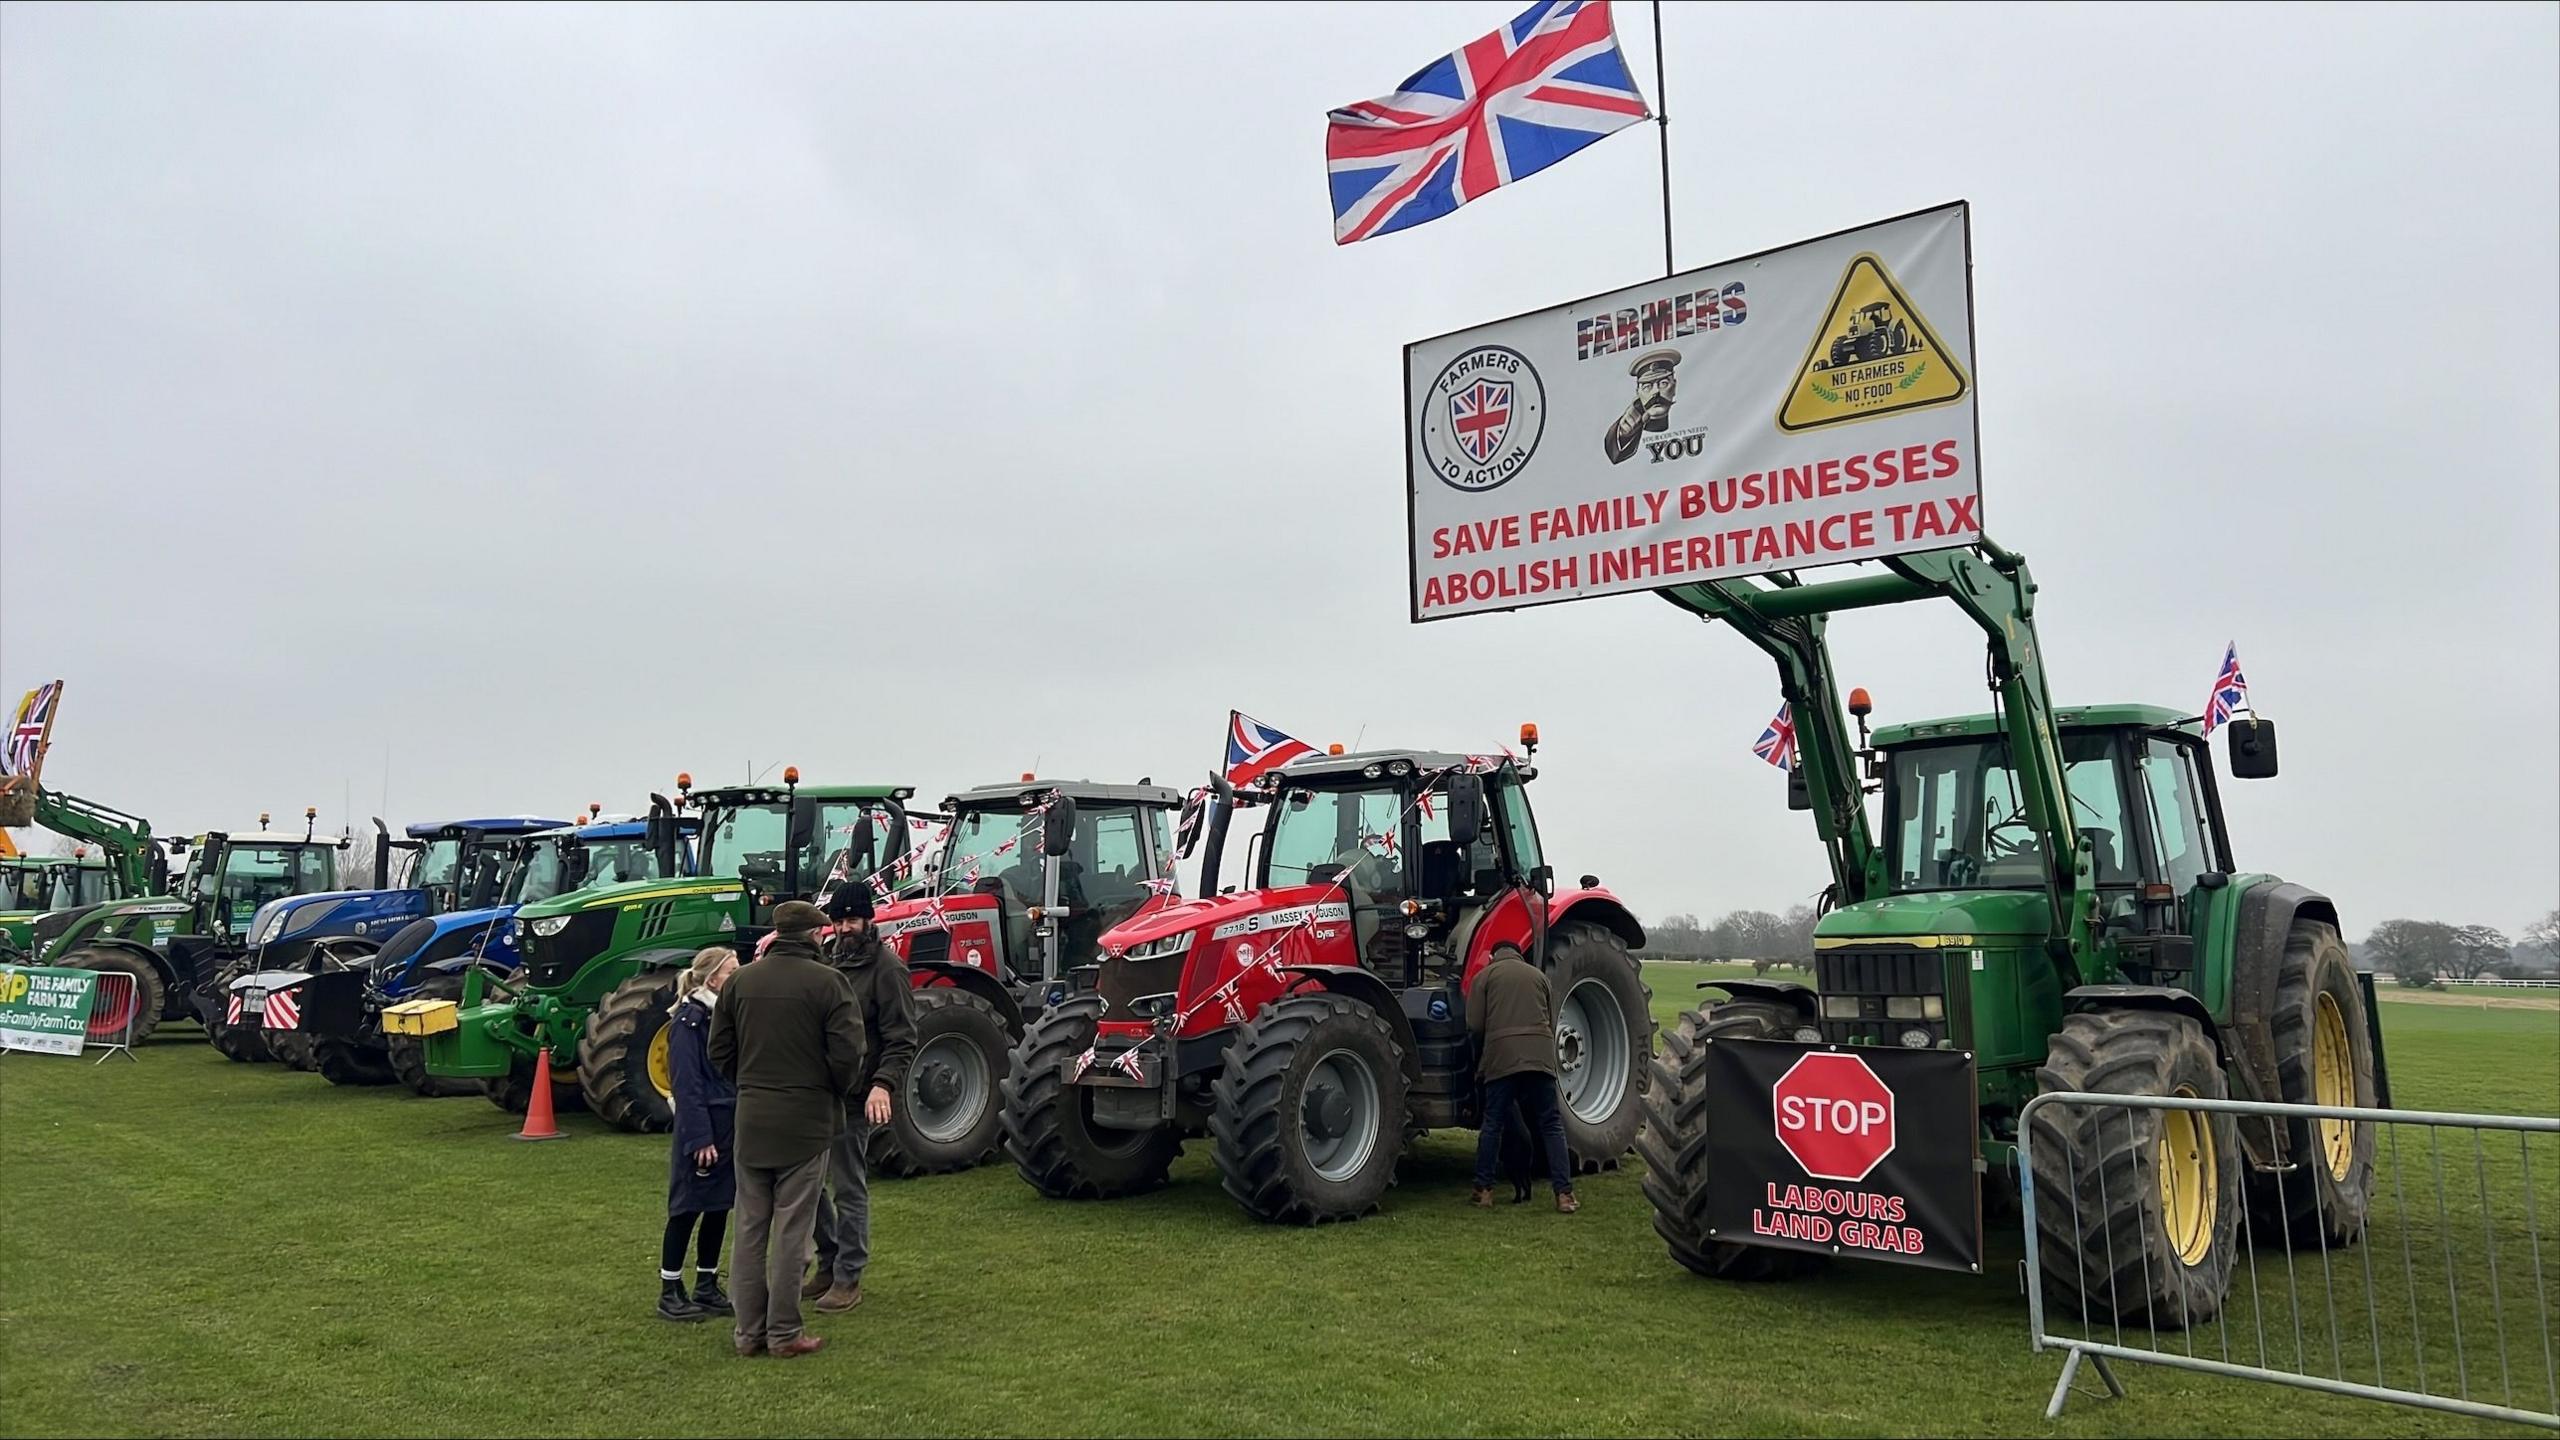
1467,946,1578,1214
659,946,739,1324
708,900,864,1359
805,883,916,1316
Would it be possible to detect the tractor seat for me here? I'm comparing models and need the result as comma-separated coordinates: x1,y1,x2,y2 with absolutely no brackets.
1413,840,1464,905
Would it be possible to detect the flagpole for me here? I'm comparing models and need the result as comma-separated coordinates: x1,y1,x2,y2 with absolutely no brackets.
1651,0,1673,277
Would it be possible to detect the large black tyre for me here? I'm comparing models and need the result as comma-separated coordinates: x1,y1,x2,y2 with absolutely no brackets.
871,988,1010,1178
1638,1000,1824,1281
313,1036,399,1087
386,974,482,1098
484,1054,590,1116
2247,921,2377,1246
1001,995,1180,1199
267,1028,320,1072
1546,924,1653,1173
579,971,681,1134
1210,992,1410,1225
2029,1008,2241,1329
61,948,166,1047
203,959,273,1063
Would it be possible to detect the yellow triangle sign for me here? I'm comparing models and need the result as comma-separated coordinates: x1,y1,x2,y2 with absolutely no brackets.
1776,253,1970,433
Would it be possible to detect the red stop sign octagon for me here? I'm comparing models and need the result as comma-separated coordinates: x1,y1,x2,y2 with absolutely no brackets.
1772,1051,1897,1182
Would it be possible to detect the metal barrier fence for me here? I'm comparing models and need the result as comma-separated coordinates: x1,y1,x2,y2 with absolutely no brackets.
2019,1091,2559,1431
84,971,139,1064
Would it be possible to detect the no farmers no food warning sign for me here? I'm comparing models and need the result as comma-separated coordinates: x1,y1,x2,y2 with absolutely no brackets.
1404,202,1979,622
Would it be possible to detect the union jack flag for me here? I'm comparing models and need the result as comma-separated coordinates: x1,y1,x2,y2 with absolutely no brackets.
1227,710,1315,785
1114,1046,1149,1083
1068,1046,1097,1083
2202,643,2250,738
1752,702,1797,771
1325,1,1651,245
5,680,60,777
1449,379,1512,463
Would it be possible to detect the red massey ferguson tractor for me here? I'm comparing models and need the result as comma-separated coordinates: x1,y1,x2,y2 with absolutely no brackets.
999,733,1653,1224
868,778,1186,1177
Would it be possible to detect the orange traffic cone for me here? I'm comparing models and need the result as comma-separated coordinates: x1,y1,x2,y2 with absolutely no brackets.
513,1048,567,1141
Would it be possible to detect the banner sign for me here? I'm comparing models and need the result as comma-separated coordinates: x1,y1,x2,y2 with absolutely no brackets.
1404,203,1979,621
1704,1037,1981,1273
0,965,99,1056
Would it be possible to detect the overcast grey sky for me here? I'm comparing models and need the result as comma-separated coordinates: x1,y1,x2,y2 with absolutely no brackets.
3,2,2553,935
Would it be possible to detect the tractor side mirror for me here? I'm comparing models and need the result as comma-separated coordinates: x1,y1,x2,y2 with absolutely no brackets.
2228,717,2279,780
1787,767,1813,811
1446,771,1487,847
1042,795,1078,858
844,813,877,874
1175,791,1207,858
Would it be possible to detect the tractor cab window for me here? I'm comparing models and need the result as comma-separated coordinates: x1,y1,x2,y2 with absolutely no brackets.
211,845,332,933
705,802,792,891
1070,806,1150,918
1886,733,2137,892
941,807,1042,904
1266,784,1407,900
799,800,902,898
6,868,43,909
2137,738,2218,893
510,839,569,906
1494,773,1542,883
413,838,465,897
56,866,115,909
581,838,661,890
1413,780,1503,903
457,842,512,908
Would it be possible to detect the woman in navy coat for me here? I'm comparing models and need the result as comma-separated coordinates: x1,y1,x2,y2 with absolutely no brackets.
659,946,738,1322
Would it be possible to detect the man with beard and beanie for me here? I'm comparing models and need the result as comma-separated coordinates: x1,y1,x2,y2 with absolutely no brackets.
706,900,864,1359
805,879,915,1315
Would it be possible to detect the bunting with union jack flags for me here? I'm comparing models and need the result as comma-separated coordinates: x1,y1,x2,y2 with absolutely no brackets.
1325,1,1651,245
1751,702,1797,771
1226,711,1316,786
2201,643,2251,738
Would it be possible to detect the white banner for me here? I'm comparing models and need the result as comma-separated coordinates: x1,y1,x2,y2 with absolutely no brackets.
1404,203,1980,621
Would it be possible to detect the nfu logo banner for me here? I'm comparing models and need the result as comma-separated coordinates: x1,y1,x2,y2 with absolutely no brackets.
1402,203,1979,622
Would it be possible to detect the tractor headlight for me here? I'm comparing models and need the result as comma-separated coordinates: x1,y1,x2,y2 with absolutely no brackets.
1820,994,1862,1020
1122,931,1195,961
1133,993,1176,1019
1883,995,1947,1021
1791,1026,1822,1043
1362,763,1384,779
250,904,288,946
529,914,573,938
1898,1027,1933,1049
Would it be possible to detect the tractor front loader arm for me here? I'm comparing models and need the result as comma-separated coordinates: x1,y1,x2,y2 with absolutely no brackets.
32,789,159,897
1658,538,2093,963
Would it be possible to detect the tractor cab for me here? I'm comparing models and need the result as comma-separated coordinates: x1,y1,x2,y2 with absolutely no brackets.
881,779,1182,993
179,824,348,943
41,856,121,911
691,781,914,928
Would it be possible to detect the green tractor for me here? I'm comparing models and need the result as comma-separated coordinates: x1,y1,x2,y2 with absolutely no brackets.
391,773,921,1131
2,853,123,958
1638,539,2382,1326
34,809,347,1045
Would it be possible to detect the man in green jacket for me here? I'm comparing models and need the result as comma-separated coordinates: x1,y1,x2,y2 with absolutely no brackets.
807,883,916,1314
1466,948,1577,1213
708,901,865,1358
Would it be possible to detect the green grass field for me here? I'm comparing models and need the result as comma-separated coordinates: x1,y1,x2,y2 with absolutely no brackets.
1,968,2550,1438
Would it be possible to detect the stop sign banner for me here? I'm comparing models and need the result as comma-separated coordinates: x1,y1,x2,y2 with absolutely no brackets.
1704,1038,1981,1273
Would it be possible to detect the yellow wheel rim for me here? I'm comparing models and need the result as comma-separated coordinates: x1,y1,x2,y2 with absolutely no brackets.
646,1025,674,1102
2158,1088,2217,1267
2313,992,2356,1180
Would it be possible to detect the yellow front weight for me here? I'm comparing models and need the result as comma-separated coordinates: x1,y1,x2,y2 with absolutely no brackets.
382,999,461,1037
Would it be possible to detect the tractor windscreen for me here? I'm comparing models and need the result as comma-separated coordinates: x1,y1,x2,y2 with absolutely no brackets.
1883,732,2137,893
577,838,663,890
413,838,465,894
938,806,1043,902
508,837,569,906
207,845,338,933
47,867,114,910
1265,783,1408,895
5,867,43,909
704,799,903,896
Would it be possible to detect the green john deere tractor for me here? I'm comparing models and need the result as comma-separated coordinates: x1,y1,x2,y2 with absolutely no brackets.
1638,539,2383,1328
2,854,123,958
390,773,919,1132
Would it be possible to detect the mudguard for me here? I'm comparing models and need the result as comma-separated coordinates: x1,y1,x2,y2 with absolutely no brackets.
2226,880,2341,1107
1277,963,1422,1084
2064,983,2224,1061
1704,977,1819,1022
910,960,1025,1034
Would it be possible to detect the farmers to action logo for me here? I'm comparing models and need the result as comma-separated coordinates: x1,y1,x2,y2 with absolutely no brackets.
1421,345,1545,493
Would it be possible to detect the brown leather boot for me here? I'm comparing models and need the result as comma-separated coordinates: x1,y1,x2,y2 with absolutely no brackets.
815,1282,863,1313
1556,1191,1580,1214
1470,1186,1495,1208
770,1335,826,1359
800,1271,831,1300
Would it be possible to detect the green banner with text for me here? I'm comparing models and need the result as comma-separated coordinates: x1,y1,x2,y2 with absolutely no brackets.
0,965,99,1056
